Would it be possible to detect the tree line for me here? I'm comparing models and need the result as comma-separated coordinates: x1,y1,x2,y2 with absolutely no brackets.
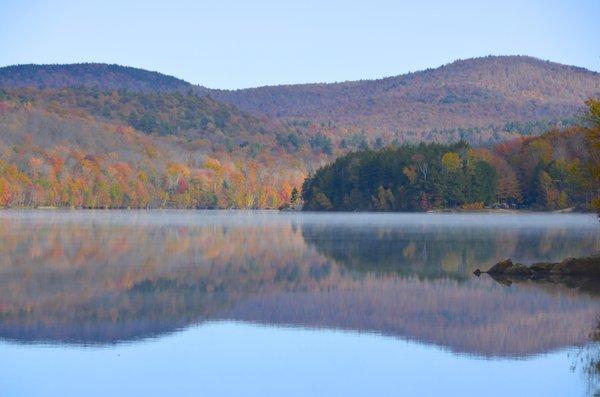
301,100,600,212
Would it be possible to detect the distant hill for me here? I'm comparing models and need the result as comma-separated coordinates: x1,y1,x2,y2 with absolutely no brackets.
208,56,600,142
0,63,192,92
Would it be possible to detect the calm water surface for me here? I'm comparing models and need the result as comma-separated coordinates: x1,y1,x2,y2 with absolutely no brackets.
0,210,598,396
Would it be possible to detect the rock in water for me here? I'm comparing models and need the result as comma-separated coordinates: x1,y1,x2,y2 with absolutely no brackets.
503,264,533,276
529,262,554,273
486,259,514,274
552,257,600,276
479,256,600,277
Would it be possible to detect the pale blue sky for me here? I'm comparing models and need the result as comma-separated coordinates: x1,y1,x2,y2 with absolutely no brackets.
1,0,598,89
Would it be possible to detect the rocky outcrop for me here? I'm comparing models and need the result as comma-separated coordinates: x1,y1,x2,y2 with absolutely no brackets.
474,256,600,278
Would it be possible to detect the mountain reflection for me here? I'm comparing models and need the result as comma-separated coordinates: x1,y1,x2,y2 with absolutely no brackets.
0,211,598,358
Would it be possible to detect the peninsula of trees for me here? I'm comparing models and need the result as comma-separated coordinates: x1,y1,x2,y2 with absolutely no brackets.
302,100,600,212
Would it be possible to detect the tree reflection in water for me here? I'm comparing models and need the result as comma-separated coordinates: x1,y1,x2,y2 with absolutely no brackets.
0,211,597,360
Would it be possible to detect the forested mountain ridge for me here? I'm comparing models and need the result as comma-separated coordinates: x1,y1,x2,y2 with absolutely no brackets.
0,63,192,92
1,57,598,146
209,56,600,143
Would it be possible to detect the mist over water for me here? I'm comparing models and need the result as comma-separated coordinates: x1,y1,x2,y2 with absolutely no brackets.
0,210,598,396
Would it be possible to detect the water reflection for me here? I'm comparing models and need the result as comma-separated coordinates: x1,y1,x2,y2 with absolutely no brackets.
0,211,598,360
301,222,598,278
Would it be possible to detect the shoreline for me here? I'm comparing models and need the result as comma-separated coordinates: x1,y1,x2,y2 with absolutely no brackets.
0,206,594,215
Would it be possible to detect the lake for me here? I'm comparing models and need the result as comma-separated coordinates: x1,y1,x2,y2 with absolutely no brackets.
0,210,598,396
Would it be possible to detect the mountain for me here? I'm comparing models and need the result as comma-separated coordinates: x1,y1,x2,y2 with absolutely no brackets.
0,57,597,209
208,56,600,144
0,63,192,92
2,57,598,145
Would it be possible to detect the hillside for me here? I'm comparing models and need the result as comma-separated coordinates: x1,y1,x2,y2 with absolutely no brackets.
0,87,320,209
2,87,284,141
208,56,600,144
0,63,192,92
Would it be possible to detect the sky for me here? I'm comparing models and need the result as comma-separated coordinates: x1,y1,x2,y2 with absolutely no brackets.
0,0,598,89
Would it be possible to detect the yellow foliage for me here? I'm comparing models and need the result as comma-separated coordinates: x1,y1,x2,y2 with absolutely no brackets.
203,158,222,172
441,152,461,171
461,202,484,210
